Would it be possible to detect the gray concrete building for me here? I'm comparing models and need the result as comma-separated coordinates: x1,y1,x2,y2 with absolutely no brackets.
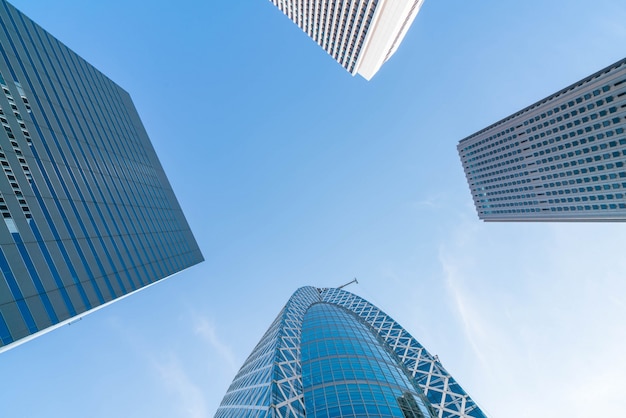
0,0,202,352
458,57,626,221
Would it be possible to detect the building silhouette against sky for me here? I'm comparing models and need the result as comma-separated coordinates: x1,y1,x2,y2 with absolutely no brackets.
458,57,626,221
215,286,486,418
267,0,425,80
0,0,202,353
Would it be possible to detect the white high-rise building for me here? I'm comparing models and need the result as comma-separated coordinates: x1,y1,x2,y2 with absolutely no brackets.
268,0,425,80
458,57,626,221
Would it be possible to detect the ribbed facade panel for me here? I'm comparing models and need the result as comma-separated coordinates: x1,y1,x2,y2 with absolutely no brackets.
0,0,203,352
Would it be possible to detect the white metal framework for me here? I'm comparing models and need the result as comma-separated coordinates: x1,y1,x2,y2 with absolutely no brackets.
215,286,486,418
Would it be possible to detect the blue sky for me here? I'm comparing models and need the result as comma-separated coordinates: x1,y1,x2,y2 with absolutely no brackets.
1,0,626,417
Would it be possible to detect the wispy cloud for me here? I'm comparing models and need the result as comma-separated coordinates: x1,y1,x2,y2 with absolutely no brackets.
109,309,236,418
151,353,208,418
412,193,448,210
193,316,238,374
437,217,626,418
438,247,490,368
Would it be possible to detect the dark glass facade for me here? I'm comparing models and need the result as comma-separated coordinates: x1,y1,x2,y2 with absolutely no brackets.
0,0,203,352
215,287,486,418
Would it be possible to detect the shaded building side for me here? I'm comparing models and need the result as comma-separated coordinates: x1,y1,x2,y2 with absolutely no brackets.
0,0,203,352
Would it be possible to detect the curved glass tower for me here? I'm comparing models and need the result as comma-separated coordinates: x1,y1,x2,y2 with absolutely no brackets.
215,286,486,418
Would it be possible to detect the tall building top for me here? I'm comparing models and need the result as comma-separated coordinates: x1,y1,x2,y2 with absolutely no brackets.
215,286,486,417
459,58,626,146
458,57,626,221
268,0,425,80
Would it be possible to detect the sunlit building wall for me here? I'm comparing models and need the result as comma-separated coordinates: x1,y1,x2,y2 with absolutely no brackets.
267,0,425,80
458,57,626,221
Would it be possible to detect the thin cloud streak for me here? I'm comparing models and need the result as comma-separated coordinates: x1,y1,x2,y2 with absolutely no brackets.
193,316,239,374
152,353,208,418
438,218,626,418
438,248,490,368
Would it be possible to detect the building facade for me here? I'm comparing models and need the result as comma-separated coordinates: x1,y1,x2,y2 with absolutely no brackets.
0,1,203,353
267,0,425,80
215,286,486,418
458,57,626,221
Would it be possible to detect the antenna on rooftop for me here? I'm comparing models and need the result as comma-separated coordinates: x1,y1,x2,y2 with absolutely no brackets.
337,278,358,290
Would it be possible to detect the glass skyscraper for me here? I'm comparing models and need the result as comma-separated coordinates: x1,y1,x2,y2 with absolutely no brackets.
267,0,425,80
458,57,626,221
0,1,203,353
215,286,486,418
